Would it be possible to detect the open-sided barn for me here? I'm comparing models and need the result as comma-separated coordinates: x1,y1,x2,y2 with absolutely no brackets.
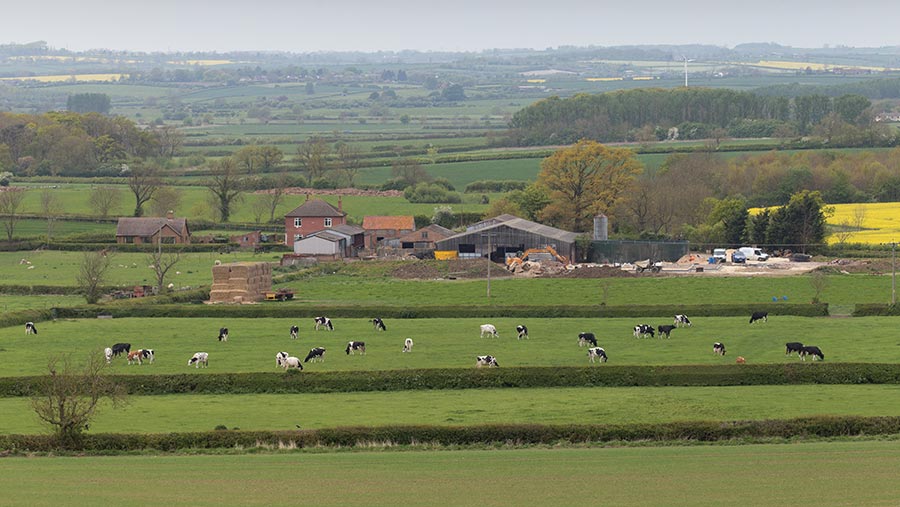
435,215,578,262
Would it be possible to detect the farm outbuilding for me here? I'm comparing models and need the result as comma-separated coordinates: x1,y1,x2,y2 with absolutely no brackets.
435,215,579,262
294,231,346,257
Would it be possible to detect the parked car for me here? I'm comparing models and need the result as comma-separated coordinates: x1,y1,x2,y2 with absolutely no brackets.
713,248,728,263
790,253,812,262
731,251,747,263
738,247,769,261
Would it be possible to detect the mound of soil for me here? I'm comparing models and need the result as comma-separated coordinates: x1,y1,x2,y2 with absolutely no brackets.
550,266,638,278
391,259,513,279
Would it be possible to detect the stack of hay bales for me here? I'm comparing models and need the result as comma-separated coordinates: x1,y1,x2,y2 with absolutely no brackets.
209,262,272,303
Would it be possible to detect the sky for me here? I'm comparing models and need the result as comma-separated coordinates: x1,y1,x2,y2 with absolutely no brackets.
4,0,900,53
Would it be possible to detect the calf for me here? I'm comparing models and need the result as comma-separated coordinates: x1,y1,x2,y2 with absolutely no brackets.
289,325,299,340
104,347,113,364
588,347,608,363
217,327,229,342
749,311,768,324
785,342,804,356
24,321,37,335
713,342,726,356
516,325,529,340
674,314,692,327
111,343,131,357
476,355,499,368
657,324,676,339
304,347,326,363
127,350,144,365
276,351,290,367
346,341,366,355
480,324,498,338
578,332,597,347
370,318,387,331
633,324,655,339
314,316,334,331
141,349,155,364
799,346,824,361
281,356,303,370
188,352,209,368
402,338,414,353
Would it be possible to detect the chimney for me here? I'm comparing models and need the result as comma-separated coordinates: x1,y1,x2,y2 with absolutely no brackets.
593,215,608,241
166,210,174,220
338,195,343,211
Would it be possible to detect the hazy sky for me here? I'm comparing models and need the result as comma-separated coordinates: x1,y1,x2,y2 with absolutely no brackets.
5,0,900,53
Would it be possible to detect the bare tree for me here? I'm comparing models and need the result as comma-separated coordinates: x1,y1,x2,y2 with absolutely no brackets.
31,351,126,446
853,205,867,233
0,187,27,241
76,250,113,304
40,188,64,244
810,270,829,304
127,162,162,217
296,137,329,186
88,186,121,219
149,186,183,217
154,125,184,158
831,218,854,245
336,142,363,187
206,157,244,222
147,244,180,292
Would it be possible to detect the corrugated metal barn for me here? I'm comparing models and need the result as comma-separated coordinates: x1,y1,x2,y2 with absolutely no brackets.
435,216,579,262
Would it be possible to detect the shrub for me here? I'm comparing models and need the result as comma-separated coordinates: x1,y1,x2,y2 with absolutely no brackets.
404,183,462,203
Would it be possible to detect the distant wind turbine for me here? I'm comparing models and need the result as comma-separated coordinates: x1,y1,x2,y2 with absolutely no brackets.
682,56,695,87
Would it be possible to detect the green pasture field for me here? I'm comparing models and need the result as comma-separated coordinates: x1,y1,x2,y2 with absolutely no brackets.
0,251,272,288
0,295,83,312
3,385,900,434
4,218,115,239
0,316,898,376
355,158,541,190
2,442,900,506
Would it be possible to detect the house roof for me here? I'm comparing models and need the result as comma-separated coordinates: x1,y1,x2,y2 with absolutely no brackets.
285,199,345,218
439,216,578,245
331,224,365,236
362,215,415,231
116,217,189,238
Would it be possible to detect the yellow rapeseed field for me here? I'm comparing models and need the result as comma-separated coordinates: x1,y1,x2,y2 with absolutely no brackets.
0,73,127,82
166,59,233,66
828,202,900,244
739,60,896,72
585,77,623,82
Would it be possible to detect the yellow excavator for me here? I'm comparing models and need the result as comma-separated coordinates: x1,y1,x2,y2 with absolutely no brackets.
505,246,569,267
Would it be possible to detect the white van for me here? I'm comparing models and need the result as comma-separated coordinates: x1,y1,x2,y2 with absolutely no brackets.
713,248,727,262
739,247,769,261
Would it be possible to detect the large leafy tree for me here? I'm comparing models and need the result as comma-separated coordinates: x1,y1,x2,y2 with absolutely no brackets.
765,190,832,252
537,140,641,232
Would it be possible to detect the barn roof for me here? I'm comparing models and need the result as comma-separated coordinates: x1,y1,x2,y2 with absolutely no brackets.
362,215,415,230
116,217,189,238
440,217,578,244
331,224,365,236
285,199,345,218
306,231,345,242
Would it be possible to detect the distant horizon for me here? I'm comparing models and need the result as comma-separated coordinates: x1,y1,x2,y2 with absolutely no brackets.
4,1,900,55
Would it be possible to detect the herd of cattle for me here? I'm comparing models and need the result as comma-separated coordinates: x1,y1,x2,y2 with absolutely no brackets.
29,310,828,371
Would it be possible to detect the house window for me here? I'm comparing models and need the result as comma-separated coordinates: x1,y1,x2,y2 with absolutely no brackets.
421,231,429,239
294,218,302,228
294,234,302,242
141,237,153,243
324,218,332,227
402,242,414,249
123,236,134,244
161,236,176,244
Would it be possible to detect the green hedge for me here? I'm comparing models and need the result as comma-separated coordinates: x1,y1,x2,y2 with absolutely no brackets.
2,363,898,397
3,416,900,452
853,304,900,316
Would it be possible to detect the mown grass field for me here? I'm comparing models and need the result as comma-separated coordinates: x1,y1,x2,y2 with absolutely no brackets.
1,316,898,376
2,442,900,506
3,385,900,434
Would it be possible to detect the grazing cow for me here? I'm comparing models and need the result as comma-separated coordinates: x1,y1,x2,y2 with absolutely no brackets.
314,317,334,331
785,342,804,356
516,325,529,340
749,311,768,324
633,324,655,339
217,327,229,342
281,356,303,370
713,342,726,356
588,347,608,363
657,324,676,339
304,347,326,363
289,325,299,340
127,350,143,365
276,351,290,367
578,332,598,347
111,343,131,358
346,341,366,355
736,356,746,364
674,314,692,327
141,349,155,364
104,347,113,364
402,338,414,353
480,324,498,338
24,322,37,335
476,355,499,368
370,318,387,331
188,352,209,368
799,346,825,361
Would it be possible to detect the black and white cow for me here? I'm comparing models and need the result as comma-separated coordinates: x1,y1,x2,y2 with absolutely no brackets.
588,347,608,363
516,325,529,340
276,351,290,367
402,338,414,353
480,324,498,338
578,332,598,347
346,341,366,355
674,314,692,327
713,342,726,356
281,356,303,370
799,346,824,361
24,322,37,335
188,352,209,368
785,342,804,356
217,327,229,342
141,349,155,364
304,347,326,362
111,343,131,358
289,325,299,340
633,324,655,339
749,311,768,324
314,317,334,331
371,318,387,331
476,355,499,368
657,325,676,339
